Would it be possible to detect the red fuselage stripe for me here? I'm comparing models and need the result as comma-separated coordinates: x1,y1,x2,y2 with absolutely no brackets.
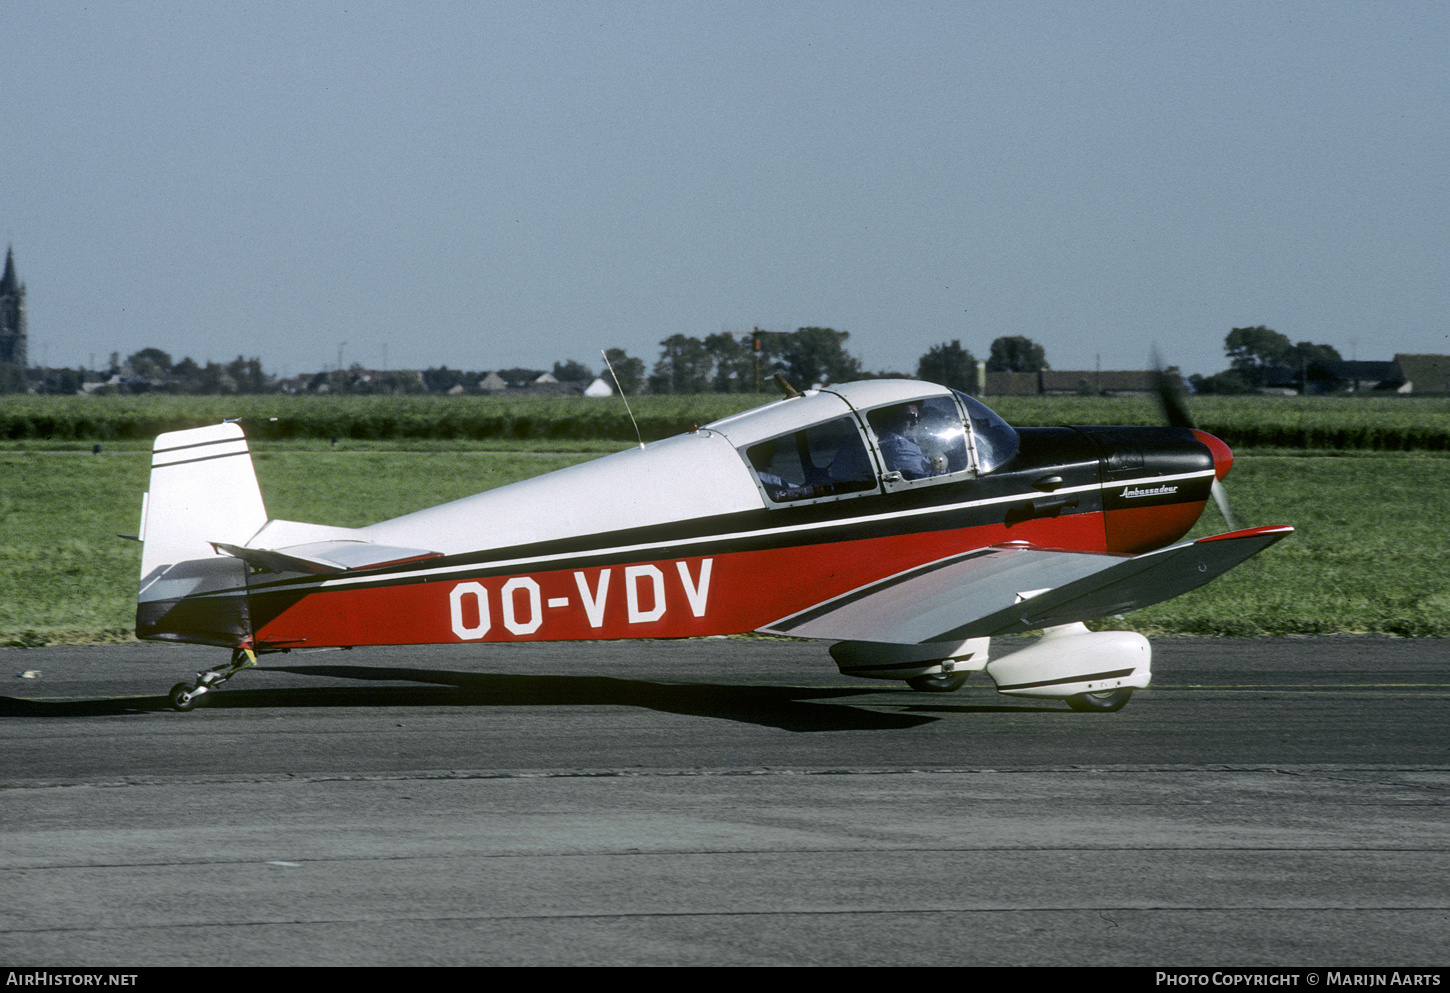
250,512,1117,648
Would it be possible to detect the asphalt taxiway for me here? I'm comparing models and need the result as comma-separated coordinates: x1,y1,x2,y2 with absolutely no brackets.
2,636,1446,966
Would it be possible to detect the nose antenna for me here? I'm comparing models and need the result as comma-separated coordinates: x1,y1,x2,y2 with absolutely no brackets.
601,349,646,450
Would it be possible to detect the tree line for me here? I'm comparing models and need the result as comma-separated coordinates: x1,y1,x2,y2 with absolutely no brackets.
645,330,1054,395
3,349,268,396
1189,326,1344,394
0,331,1077,397
0,324,1353,397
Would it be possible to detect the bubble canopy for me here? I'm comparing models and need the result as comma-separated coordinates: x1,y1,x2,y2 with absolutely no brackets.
953,389,1019,473
709,380,1021,489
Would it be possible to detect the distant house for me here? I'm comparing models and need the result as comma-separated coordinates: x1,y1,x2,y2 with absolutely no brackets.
1393,354,1450,394
1273,354,1448,395
1306,360,1403,393
528,381,586,396
583,377,613,397
1214,353,1450,395
472,369,586,396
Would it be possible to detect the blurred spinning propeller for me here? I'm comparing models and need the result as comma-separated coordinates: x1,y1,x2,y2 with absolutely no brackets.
1151,348,1240,531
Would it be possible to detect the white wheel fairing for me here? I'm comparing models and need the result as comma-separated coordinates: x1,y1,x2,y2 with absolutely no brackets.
986,624,1152,700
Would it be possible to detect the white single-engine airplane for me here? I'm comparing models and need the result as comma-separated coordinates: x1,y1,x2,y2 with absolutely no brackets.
136,378,1290,712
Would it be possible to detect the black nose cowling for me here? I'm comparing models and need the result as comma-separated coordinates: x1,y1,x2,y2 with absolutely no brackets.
1073,426,1220,554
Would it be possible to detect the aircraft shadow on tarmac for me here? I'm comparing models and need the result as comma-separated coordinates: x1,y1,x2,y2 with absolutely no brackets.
0,664,1062,731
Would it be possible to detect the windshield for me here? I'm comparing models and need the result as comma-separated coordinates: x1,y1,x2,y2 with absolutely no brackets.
952,391,1019,472
865,397,971,479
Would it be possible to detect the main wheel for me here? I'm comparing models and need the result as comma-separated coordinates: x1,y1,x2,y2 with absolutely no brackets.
169,682,202,712
906,672,969,693
1065,688,1133,712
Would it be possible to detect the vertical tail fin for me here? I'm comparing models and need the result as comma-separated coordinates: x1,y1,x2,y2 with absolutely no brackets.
136,423,267,645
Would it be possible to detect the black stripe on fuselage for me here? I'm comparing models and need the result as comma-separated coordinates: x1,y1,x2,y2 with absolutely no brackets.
242,478,1112,597
239,426,1209,597
242,428,1107,594
242,502,1002,593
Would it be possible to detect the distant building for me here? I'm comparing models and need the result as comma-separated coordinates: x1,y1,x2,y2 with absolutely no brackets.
0,247,26,367
982,371,1040,396
1039,369,1158,397
1270,355,1448,394
1393,354,1450,394
983,368,1165,397
1309,360,1402,393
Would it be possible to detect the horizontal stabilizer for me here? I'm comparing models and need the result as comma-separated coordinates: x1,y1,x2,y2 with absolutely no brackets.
211,539,443,575
759,525,1292,644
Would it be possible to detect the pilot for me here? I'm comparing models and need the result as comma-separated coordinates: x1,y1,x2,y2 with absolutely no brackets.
874,403,935,479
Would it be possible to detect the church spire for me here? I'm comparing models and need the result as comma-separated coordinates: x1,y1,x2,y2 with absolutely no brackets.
0,246,16,295
0,245,27,368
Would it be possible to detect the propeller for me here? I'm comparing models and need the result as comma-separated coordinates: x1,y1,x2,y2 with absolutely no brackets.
1150,348,1240,531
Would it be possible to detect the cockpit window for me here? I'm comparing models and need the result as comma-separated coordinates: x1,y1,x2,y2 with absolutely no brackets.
744,391,1020,504
952,390,1019,472
866,398,971,480
746,415,877,504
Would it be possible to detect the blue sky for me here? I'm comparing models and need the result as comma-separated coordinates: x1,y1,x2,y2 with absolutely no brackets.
4,1,1446,379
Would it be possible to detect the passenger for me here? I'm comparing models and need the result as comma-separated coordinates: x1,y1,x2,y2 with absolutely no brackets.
748,441,802,501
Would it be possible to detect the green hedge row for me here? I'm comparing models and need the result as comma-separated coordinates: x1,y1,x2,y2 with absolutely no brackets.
1194,421,1449,452
0,395,763,443
3,393,1449,449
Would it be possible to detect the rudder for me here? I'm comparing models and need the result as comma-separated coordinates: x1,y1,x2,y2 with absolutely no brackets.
136,423,267,645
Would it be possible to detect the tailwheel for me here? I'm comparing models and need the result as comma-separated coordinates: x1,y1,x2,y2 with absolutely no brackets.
906,672,969,693
1065,688,1133,712
168,647,259,712
169,682,205,712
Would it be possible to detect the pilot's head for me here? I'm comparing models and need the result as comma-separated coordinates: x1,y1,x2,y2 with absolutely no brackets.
883,403,920,437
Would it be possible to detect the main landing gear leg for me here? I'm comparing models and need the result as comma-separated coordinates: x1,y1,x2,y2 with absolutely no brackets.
169,647,258,712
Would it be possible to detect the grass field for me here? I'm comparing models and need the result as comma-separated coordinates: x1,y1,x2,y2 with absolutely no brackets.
0,449,603,646
1107,454,1450,637
1,445,1445,647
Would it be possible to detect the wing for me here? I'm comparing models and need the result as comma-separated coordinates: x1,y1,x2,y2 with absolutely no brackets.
758,525,1292,644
